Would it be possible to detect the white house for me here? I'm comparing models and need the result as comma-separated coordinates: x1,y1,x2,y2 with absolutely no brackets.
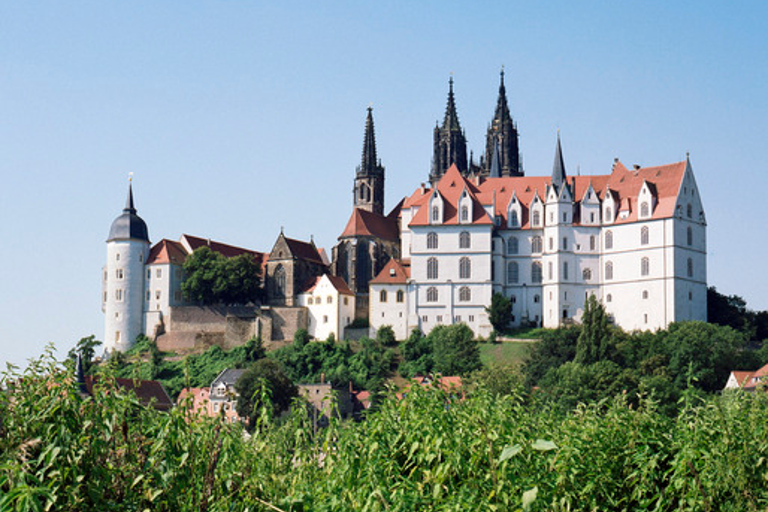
369,259,411,340
297,274,355,340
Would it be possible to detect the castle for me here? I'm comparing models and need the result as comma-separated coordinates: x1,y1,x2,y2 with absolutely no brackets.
103,71,707,352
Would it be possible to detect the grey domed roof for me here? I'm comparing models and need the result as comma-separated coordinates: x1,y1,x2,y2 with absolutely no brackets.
108,184,150,242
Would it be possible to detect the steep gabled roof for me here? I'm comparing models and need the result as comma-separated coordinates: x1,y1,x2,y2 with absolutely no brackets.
370,258,411,284
211,368,247,389
409,164,493,227
284,237,325,264
340,207,399,241
181,234,267,268
301,274,354,296
146,239,188,265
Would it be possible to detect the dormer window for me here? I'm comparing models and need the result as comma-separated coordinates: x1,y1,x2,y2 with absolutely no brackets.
533,210,541,227
509,210,519,227
431,206,439,222
640,202,649,218
605,207,612,223
461,206,469,222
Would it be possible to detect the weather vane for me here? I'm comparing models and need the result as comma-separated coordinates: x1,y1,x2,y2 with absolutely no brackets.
129,172,134,182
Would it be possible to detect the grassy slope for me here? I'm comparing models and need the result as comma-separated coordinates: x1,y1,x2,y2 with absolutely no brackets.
478,340,534,368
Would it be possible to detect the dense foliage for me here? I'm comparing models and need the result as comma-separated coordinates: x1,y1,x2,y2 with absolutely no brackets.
708,285,768,342
400,324,481,378
486,292,513,333
2,348,767,511
181,246,261,305
235,358,298,427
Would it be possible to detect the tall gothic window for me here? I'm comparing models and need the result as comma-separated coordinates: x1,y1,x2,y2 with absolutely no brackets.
459,257,471,279
641,202,649,218
459,286,471,302
531,236,542,254
427,232,438,249
507,261,519,284
531,262,543,283
461,205,469,222
459,231,471,249
427,258,438,280
641,226,649,245
641,257,650,277
590,235,596,251
687,258,693,278
380,290,387,302
426,287,438,302
687,226,693,246
507,237,518,255
275,265,286,297
396,290,404,303
687,203,692,218
532,210,541,227
605,230,613,250
605,261,614,280
432,206,440,222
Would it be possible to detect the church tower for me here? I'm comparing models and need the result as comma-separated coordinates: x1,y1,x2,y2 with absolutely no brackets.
103,182,150,353
354,107,385,215
483,69,522,177
430,77,468,184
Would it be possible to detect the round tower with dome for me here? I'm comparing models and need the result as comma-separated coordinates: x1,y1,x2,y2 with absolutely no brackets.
103,181,150,353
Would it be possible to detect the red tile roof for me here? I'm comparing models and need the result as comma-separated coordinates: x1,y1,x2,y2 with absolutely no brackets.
340,207,399,241
370,258,410,284
146,239,188,265
181,234,267,268
403,160,689,229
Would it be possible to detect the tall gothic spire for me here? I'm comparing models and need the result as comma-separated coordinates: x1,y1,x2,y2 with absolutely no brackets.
443,76,462,131
551,131,567,190
359,106,380,176
354,107,385,215
431,76,468,183
483,68,522,177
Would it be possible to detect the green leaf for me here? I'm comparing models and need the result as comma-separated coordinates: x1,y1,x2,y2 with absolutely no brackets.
498,444,522,462
522,486,538,511
531,439,558,451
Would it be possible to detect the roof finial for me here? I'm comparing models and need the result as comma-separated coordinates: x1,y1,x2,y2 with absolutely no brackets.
280,225,284,234
129,171,134,183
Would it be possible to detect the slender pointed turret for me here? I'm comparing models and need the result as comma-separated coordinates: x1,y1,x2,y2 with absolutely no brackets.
483,68,522,177
431,76,468,183
551,132,567,190
354,107,385,215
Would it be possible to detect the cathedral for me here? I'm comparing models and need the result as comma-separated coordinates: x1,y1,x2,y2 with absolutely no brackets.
103,71,707,351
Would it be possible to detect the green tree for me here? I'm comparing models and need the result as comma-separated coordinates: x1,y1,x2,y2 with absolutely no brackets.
220,253,262,304
235,358,297,428
521,326,580,386
66,335,102,374
485,292,513,333
376,325,397,347
181,246,261,305
400,328,434,377
575,294,613,364
429,324,481,376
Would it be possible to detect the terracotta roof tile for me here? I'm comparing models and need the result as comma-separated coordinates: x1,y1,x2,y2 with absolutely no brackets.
181,234,267,268
340,208,399,241
409,165,493,227
370,258,410,284
147,239,188,265
301,274,354,296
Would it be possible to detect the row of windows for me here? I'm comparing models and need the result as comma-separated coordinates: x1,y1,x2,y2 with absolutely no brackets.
604,226,694,250
603,257,695,280
379,290,405,303
307,296,350,306
424,286,472,302
421,314,477,324
426,257,474,280
426,231,472,249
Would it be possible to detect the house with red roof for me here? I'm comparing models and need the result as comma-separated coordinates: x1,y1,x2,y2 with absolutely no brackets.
724,363,768,392
297,274,356,340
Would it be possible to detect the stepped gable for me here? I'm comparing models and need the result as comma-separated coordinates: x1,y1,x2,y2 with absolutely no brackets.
409,164,493,226
370,258,410,284
181,234,268,268
146,239,188,265
284,236,325,265
340,207,399,242
301,274,354,296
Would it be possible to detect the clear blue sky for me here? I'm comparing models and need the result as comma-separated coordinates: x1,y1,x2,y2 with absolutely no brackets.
2,1,767,369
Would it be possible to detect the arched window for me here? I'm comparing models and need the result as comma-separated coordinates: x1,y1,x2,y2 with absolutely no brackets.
427,232,438,249
532,210,541,227
427,258,438,280
380,290,387,302
605,261,613,280
687,258,693,278
641,257,650,277
459,257,471,279
641,202,649,218
531,262,542,283
396,290,404,303
641,226,649,245
605,207,612,222
509,210,519,227
582,268,592,281
605,230,613,250
507,237,518,255
687,226,693,246
432,206,440,222
459,286,471,302
275,265,286,297
531,236,542,253
687,203,692,218
507,261,519,284
426,287,438,302
590,235,596,251
459,231,471,249
461,205,469,222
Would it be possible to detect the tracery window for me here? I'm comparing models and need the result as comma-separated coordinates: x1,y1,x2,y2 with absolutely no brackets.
605,230,613,250
459,257,471,279
459,286,471,302
532,210,541,227
427,258,438,280
507,237,518,255
432,206,440,222
507,261,519,284
426,287,438,302
509,210,519,227
641,226,649,245
459,231,471,249
531,262,542,283
427,232,438,249
531,236,542,254
461,205,469,222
